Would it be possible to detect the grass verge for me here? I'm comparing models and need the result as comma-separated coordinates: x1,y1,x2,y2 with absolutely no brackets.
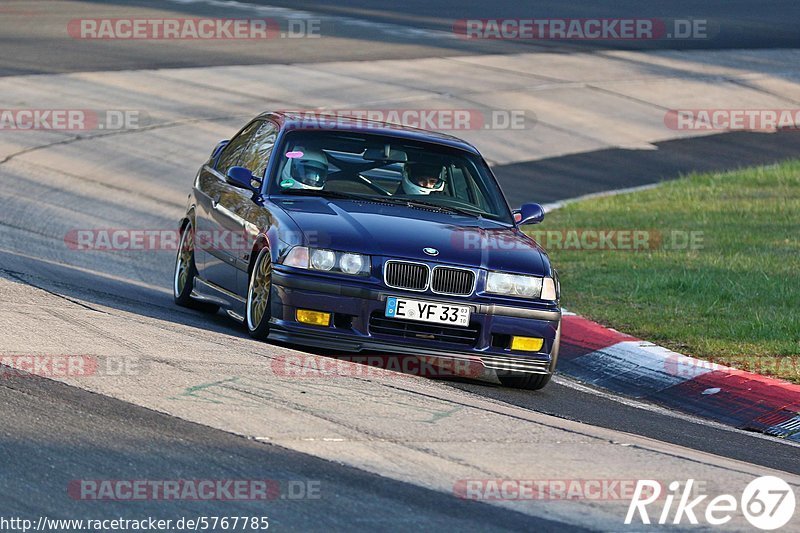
525,161,800,383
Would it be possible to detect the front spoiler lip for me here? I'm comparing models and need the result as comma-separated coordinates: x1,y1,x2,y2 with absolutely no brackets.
267,326,553,376
272,269,561,322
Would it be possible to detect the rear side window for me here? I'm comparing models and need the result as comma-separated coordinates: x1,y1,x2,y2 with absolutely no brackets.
216,121,261,174
240,121,278,178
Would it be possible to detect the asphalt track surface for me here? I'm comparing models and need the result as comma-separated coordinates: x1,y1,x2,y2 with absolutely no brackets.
3,0,800,75
1,370,571,531
2,1,800,531
496,129,800,206
244,0,800,51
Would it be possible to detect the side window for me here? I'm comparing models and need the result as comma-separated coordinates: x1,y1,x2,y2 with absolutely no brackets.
450,166,474,203
240,121,278,178
463,167,492,211
451,164,490,210
216,121,261,174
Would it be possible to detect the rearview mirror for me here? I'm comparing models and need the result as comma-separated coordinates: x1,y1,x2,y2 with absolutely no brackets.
226,166,259,191
515,202,545,225
363,145,408,162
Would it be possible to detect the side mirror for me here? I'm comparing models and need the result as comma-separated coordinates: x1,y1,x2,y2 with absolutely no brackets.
226,166,259,191
515,202,545,225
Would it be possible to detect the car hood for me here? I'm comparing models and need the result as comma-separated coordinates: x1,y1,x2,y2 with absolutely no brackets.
275,197,549,276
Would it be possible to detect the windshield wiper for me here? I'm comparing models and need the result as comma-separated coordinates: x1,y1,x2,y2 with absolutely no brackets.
281,189,484,218
281,189,371,201
374,197,483,218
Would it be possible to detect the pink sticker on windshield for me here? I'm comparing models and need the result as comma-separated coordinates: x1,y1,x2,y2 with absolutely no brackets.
286,151,304,159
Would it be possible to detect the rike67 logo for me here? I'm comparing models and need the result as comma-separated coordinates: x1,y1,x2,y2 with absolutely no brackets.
626,476,796,530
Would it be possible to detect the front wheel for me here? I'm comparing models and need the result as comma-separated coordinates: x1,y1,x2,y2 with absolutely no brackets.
246,248,273,340
498,372,552,390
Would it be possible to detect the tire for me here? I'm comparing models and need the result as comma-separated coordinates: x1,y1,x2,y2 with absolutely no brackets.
173,221,219,313
246,248,273,340
498,372,552,390
498,322,559,390
549,321,561,373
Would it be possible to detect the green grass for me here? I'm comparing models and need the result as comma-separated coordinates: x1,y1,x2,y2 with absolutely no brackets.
524,161,800,383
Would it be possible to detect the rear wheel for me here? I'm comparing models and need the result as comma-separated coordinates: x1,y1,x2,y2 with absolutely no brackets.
498,372,552,390
173,221,219,313
246,248,273,340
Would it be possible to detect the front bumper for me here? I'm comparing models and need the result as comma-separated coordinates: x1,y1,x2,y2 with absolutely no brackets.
268,268,561,376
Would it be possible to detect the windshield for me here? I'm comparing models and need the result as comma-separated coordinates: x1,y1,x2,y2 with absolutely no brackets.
272,131,513,224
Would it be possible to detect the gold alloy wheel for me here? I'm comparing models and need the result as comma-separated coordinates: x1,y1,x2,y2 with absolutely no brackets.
247,250,272,331
174,227,194,297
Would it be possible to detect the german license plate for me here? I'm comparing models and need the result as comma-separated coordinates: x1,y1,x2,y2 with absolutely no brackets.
385,297,471,327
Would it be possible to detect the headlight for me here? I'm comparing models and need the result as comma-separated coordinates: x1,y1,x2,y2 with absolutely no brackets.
281,246,370,276
310,249,336,271
339,253,365,275
486,271,546,299
487,272,514,294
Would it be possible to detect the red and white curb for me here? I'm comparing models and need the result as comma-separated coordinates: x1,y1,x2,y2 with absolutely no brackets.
558,311,800,442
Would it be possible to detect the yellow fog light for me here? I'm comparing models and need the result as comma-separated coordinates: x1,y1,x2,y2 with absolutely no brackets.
296,309,331,327
510,336,544,352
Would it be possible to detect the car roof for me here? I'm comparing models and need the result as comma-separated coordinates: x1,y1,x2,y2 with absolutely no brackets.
255,111,481,155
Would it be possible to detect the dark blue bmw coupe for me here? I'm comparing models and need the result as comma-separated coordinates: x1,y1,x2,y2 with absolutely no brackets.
174,112,561,389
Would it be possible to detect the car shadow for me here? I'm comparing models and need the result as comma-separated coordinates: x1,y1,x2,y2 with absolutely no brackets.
0,248,505,390
0,248,248,340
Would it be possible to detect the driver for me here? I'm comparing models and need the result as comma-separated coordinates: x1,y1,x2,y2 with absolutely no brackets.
281,147,328,190
400,162,445,195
